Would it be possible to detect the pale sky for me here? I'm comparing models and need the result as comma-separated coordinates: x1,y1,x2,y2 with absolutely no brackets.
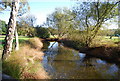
0,0,118,29
0,0,76,25
28,1,76,25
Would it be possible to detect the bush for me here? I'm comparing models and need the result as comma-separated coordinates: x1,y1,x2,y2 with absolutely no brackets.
62,39,85,50
0,20,7,35
18,26,36,37
35,27,50,38
66,32,87,48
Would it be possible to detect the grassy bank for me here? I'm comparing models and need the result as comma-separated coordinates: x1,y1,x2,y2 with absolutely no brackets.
2,37,50,79
91,36,120,47
62,36,120,49
61,36,120,63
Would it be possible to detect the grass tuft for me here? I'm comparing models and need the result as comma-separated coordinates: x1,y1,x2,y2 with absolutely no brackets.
26,37,43,50
2,61,22,79
2,37,50,79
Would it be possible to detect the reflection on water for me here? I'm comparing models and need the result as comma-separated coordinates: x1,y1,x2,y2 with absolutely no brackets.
42,42,120,79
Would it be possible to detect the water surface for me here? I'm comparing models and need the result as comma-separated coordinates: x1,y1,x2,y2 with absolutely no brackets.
42,42,120,79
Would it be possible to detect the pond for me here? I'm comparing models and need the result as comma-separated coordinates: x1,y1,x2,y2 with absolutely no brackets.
42,42,120,79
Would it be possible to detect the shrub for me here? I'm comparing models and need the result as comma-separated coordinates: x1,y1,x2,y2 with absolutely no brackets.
62,39,85,50
18,26,36,37
64,32,87,49
35,27,50,38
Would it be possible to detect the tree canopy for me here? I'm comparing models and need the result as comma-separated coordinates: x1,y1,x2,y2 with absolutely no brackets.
72,1,119,46
0,20,7,35
45,7,77,38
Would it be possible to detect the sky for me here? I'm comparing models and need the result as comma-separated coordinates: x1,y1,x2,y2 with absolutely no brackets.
28,1,76,25
0,0,76,25
0,0,118,29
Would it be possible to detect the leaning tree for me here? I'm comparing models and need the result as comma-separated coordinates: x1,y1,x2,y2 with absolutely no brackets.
73,1,120,46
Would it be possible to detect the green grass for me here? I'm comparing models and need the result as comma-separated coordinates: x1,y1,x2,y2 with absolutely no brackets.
91,36,120,47
49,35,58,38
94,36,120,42
0,35,31,41
0,35,32,52
103,36,120,42
0,35,32,45
0,35,32,59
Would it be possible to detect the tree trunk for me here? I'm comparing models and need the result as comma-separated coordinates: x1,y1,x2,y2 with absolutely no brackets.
2,0,19,60
15,28,19,51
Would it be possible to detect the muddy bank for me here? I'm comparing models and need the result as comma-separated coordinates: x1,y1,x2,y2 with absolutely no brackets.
42,38,59,41
79,46,120,63
59,39,120,63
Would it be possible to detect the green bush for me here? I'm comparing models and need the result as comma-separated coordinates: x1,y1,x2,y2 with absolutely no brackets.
35,27,50,38
0,20,7,35
18,26,36,37
62,39,85,50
